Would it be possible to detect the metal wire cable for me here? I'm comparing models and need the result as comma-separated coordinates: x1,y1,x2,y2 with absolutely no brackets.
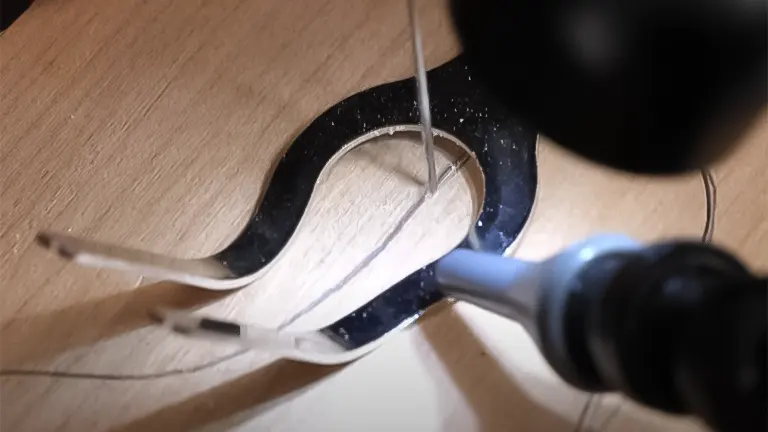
700,168,717,244
0,348,250,381
277,156,469,330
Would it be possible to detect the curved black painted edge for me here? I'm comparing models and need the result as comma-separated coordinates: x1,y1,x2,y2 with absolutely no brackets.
216,55,538,347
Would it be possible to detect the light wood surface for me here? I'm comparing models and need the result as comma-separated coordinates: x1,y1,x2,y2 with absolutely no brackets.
1,0,765,431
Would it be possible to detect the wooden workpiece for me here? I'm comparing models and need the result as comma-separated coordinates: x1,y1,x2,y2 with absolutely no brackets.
1,0,765,430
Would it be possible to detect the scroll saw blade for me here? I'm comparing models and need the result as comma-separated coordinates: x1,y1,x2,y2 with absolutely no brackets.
407,0,438,195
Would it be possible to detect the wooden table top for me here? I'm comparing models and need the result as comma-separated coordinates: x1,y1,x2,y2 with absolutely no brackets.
1,0,765,431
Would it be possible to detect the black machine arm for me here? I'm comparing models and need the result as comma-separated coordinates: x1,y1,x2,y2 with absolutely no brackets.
556,242,766,432
444,1,766,430
449,0,767,174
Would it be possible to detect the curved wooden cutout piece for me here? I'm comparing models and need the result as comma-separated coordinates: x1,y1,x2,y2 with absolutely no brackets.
37,55,538,362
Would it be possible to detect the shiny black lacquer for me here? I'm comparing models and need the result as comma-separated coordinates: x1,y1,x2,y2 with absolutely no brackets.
217,55,538,348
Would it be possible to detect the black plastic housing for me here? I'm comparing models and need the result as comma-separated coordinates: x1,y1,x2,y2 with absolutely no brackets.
450,0,767,174
548,242,766,432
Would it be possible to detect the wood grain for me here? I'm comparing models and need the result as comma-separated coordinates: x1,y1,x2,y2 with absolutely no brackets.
1,0,766,431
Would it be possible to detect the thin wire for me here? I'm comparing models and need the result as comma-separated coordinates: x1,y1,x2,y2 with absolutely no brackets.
700,168,716,244
596,399,623,431
278,156,469,330
407,0,438,194
0,348,250,381
573,394,595,432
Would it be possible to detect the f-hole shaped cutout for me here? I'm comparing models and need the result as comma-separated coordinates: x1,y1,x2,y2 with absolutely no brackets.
268,128,485,328
37,55,539,356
